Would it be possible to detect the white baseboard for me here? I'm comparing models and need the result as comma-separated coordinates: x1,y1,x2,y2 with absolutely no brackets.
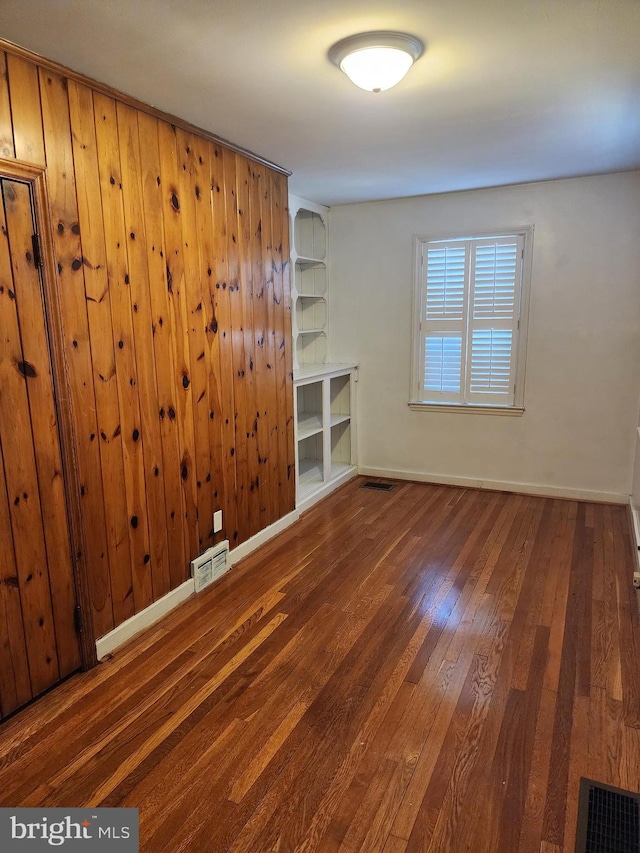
296,466,358,514
628,498,640,587
629,498,640,548
357,465,627,505
96,508,301,659
227,508,300,566
96,578,195,660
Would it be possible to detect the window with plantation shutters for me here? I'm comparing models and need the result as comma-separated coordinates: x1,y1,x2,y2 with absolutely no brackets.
411,229,532,412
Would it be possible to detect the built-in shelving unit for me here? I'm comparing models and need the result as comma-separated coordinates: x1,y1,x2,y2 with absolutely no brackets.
290,197,328,370
290,195,358,510
294,364,358,510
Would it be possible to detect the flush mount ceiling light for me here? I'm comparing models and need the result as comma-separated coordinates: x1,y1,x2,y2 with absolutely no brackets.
329,31,424,93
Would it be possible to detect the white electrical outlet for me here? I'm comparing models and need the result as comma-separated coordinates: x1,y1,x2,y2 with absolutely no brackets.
213,509,223,533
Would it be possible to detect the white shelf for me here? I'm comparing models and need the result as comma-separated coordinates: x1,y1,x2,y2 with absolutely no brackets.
298,411,323,440
291,200,328,368
293,207,326,259
330,416,351,470
331,462,353,480
299,458,323,486
330,413,351,428
294,262,326,300
294,362,357,382
296,296,327,334
296,332,327,368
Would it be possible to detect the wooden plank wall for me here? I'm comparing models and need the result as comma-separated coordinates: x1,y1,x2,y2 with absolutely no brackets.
0,46,295,640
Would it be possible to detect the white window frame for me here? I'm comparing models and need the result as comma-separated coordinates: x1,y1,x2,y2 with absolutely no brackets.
409,226,534,415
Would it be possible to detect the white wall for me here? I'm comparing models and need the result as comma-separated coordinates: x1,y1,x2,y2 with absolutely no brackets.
631,411,640,541
631,375,640,564
328,172,640,502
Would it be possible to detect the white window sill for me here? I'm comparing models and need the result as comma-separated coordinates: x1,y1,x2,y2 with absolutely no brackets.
409,402,525,417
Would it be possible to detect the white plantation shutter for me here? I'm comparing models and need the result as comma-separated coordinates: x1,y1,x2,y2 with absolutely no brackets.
466,236,523,404
472,240,518,319
418,234,525,407
469,329,513,396
425,245,465,320
419,242,469,403
424,334,462,394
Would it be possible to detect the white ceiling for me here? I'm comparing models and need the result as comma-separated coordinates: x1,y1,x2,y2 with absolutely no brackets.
1,0,639,206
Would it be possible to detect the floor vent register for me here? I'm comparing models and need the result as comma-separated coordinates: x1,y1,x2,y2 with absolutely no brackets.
575,778,640,853
360,481,395,491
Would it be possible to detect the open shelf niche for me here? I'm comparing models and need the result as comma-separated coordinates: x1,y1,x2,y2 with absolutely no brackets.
290,194,359,510
290,196,328,371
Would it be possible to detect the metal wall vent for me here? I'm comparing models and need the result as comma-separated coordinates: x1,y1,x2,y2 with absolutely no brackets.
575,778,640,853
360,481,395,491
191,540,230,593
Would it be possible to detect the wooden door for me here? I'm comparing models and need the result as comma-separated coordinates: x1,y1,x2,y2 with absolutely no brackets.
0,175,81,719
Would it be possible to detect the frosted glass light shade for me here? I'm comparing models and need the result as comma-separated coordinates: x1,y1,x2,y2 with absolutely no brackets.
340,47,414,92
329,32,423,93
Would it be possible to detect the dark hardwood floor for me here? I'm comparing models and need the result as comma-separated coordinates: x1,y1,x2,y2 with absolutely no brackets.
1,477,639,852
